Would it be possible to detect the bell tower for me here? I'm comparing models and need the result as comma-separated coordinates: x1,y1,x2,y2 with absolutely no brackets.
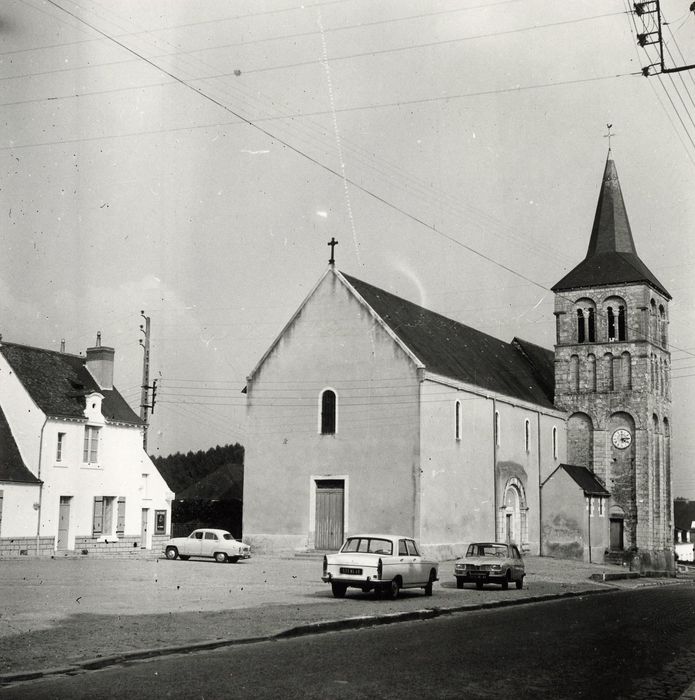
551,153,673,571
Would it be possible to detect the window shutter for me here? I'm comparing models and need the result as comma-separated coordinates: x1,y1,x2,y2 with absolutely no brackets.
93,496,103,535
116,498,126,535
83,430,90,462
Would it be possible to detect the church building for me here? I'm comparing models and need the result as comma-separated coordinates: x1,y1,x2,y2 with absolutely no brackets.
243,153,673,571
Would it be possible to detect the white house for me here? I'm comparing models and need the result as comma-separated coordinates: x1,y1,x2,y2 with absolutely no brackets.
0,334,173,556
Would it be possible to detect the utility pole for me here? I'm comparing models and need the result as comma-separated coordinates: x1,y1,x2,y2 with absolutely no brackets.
634,1,695,76
139,311,153,452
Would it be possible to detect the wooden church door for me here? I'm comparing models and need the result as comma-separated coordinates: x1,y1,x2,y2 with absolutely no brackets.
315,480,344,550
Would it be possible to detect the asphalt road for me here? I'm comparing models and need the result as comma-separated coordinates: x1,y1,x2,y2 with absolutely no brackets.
2,586,694,699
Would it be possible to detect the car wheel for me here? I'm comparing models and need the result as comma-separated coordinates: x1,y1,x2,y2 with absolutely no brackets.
229,556,240,564
388,578,401,600
424,570,436,596
214,552,228,563
516,575,524,590
502,571,510,590
179,555,190,561
456,578,464,589
165,547,178,560
475,581,483,590
331,582,347,598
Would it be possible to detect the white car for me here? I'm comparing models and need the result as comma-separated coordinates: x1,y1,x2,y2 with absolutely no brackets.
163,529,251,563
322,534,439,599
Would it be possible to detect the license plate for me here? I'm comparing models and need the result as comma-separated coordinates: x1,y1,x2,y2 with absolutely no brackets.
470,572,487,578
340,567,362,575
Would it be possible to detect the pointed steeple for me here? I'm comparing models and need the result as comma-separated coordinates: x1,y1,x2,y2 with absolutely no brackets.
552,154,670,299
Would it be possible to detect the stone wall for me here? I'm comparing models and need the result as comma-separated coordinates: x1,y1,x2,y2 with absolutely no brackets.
0,536,54,557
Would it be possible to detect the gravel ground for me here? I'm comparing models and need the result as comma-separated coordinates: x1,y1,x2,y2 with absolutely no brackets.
0,553,680,677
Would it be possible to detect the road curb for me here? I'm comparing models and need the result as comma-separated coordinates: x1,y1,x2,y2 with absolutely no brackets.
0,586,620,687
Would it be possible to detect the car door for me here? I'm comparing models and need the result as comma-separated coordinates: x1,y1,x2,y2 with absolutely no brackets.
406,539,427,584
183,531,203,557
201,531,218,557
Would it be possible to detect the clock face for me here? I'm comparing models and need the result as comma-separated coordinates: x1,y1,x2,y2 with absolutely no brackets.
612,428,632,449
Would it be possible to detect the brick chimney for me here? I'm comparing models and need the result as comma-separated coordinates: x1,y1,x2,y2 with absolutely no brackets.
85,332,115,390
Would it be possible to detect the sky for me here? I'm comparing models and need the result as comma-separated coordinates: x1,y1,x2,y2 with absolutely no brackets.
2,0,695,494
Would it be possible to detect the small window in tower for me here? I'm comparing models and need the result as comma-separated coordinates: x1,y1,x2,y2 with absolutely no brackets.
577,309,585,343
455,401,461,441
494,411,500,447
587,308,596,342
607,307,616,341
552,426,558,459
320,389,337,435
618,305,626,341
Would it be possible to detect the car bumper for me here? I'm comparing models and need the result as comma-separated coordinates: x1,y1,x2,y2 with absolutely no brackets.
322,574,388,591
455,572,507,584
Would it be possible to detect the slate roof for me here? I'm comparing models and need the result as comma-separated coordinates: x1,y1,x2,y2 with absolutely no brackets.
0,404,40,484
552,157,670,299
560,464,610,496
343,274,556,409
674,500,695,532
0,342,141,425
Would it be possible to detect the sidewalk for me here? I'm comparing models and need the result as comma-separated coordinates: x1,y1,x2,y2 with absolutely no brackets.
0,553,690,684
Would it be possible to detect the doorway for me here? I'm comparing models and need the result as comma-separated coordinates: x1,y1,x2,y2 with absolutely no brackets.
141,508,149,549
610,517,624,551
314,480,344,550
57,496,71,550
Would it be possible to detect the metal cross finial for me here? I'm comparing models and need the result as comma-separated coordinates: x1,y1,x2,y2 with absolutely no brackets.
604,123,615,151
327,237,338,265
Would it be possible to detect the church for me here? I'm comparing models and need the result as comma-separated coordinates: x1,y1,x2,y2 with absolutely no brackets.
243,153,673,572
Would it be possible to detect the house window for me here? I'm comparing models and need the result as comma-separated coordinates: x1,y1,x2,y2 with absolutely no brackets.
155,510,167,535
117,497,126,535
93,496,115,536
83,426,100,463
56,432,66,462
524,419,530,453
455,401,461,440
598,498,604,517
552,426,558,459
320,389,337,435
494,411,500,447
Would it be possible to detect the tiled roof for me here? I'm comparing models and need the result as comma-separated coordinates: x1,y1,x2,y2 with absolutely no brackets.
674,500,695,532
343,274,555,409
0,342,142,425
0,404,40,483
560,464,610,496
552,157,670,299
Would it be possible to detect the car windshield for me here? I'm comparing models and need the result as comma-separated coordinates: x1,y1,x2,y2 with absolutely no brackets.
466,544,508,558
341,537,393,555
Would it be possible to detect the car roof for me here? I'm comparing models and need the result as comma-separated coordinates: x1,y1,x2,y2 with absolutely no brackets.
344,534,413,541
470,542,511,547
192,528,231,536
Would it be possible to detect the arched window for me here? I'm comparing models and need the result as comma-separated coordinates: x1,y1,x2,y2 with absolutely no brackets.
617,305,626,341
320,389,337,435
455,400,461,440
621,351,632,390
607,306,616,341
650,299,657,341
587,354,597,391
552,426,558,459
604,353,614,391
588,308,595,342
495,410,500,447
659,305,667,346
577,309,585,343
524,419,530,453
570,355,580,392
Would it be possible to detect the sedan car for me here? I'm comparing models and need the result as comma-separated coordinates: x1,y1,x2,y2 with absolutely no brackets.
322,534,438,599
163,529,251,563
454,542,525,590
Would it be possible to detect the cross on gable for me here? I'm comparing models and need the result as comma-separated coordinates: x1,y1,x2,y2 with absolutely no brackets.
327,237,338,265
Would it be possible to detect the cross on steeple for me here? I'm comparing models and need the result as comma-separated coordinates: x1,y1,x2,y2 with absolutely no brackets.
604,123,615,152
327,237,338,265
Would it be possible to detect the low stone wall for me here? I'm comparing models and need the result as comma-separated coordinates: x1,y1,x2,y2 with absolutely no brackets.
73,535,143,554
0,536,55,557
